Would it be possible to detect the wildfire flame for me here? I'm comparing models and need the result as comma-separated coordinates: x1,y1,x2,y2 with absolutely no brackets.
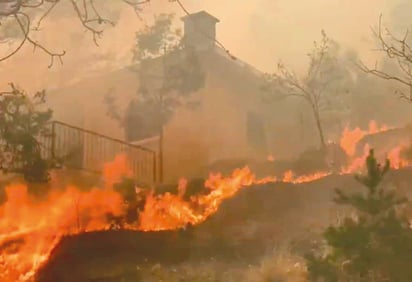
0,120,411,281
339,120,389,157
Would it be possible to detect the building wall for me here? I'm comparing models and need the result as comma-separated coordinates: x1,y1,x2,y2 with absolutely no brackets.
159,74,254,182
46,51,307,183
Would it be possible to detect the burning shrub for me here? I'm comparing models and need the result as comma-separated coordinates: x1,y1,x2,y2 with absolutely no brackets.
305,149,412,281
108,177,148,228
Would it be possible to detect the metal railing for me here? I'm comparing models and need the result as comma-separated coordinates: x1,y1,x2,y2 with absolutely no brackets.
39,121,157,186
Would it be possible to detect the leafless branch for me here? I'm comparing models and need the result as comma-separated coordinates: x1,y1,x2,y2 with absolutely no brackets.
0,10,64,68
358,14,412,102
263,31,340,148
21,0,45,8
357,61,411,86
0,0,149,65
32,0,59,30
15,12,65,68
0,14,30,63
68,0,112,46
122,0,151,8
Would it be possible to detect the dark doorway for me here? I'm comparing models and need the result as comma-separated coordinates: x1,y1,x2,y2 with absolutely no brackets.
246,112,267,154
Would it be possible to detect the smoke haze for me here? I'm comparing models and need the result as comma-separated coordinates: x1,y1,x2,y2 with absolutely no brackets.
0,0,398,91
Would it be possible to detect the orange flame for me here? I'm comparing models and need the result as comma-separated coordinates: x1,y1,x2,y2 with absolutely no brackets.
0,185,124,281
0,156,338,280
1,122,411,280
387,144,410,169
339,120,389,157
0,154,130,282
102,154,133,188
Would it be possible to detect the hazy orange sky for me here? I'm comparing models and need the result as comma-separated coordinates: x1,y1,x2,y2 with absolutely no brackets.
0,0,397,92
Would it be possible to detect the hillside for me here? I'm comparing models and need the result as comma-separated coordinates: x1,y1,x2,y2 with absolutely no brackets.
35,168,412,281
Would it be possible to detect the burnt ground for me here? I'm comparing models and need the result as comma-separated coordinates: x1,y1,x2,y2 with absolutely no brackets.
35,168,412,282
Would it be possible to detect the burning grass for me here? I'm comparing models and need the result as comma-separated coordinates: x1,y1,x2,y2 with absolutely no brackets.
1,120,412,281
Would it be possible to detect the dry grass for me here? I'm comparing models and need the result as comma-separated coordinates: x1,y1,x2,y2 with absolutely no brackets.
137,261,244,282
246,245,308,282
132,245,308,282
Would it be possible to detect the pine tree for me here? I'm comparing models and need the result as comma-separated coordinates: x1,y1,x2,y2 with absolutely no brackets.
306,149,412,281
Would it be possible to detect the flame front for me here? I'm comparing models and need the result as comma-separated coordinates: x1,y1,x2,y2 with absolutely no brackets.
1,120,412,281
339,120,388,157
0,158,334,281
0,185,124,281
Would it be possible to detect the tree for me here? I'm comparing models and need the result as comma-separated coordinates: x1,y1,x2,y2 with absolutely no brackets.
0,0,150,67
263,30,350,149
105,13,205,183
0,83,53,183
358,15,412,102
306,149,412,281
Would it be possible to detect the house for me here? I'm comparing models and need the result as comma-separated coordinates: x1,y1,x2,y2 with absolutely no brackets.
47,11,308,183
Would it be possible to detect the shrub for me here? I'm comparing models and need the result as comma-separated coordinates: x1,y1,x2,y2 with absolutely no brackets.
306,149,412,281
0,84,53,183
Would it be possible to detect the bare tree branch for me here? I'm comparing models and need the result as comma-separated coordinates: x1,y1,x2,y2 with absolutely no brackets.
0,0,150,65
263,31,344,148
21,0,45,9
358,14,412,102
0,14,30,63
32,1,59,30
12,11,65,68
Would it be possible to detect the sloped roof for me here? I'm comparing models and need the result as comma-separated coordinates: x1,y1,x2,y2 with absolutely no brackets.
181,11,220,23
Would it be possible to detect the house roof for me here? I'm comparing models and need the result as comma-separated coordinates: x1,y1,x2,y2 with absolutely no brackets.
213,47,263,77
181,11,220,23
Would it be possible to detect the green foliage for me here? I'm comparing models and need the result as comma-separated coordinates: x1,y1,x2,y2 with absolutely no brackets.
0,83,53,183
133,13,205,126
133,13,181,60
105,13,205,141
305,149,412,281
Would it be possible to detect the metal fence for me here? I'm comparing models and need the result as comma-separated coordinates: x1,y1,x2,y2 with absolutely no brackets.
39,121,157,186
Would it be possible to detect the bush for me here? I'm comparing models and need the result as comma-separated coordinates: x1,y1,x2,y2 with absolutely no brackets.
305,149,412,281
0,84,53,183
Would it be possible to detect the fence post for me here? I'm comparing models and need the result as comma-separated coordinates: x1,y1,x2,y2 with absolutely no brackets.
51,121,56,160
153,151,157,186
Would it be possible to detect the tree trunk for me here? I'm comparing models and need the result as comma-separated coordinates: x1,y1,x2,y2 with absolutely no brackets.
158,125,164,183
312,106,326,149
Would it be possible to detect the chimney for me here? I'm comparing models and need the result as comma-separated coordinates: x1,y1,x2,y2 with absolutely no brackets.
181,11,220,51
